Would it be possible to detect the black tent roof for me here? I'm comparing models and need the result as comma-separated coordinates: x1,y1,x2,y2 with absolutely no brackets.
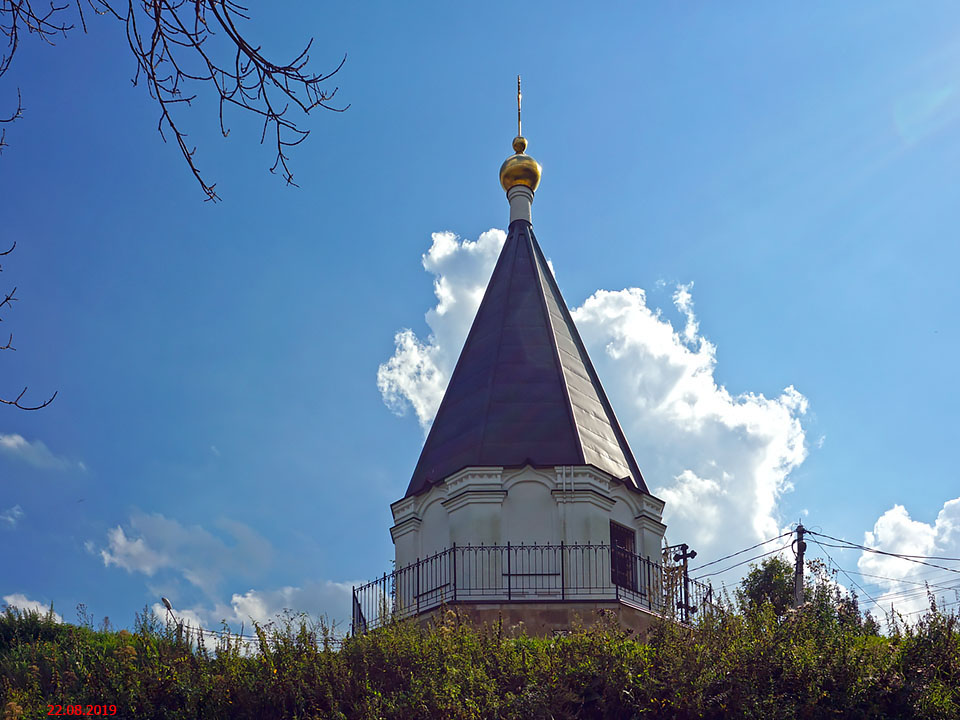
404,219,648,498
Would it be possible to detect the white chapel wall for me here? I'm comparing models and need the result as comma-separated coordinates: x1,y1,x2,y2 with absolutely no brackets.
391,464,667,572
500,467,559,545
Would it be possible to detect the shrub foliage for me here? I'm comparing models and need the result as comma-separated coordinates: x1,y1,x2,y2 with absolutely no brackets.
1,560,958,719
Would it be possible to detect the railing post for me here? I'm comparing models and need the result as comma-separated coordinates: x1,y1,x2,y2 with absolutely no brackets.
560,541,565,600
507,542,512,601
380,572,387,624
645,559,651,609
670,543,698,624
351,585,355,636
614,545,620,600
452,543,457,603
416,558,420,615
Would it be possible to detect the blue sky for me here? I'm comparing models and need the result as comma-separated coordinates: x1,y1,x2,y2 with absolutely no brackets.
2,2,959,630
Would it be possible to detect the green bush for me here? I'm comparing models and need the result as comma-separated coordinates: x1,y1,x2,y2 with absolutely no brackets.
1,562,957,719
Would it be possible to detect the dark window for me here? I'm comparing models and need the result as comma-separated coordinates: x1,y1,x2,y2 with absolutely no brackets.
610,521,637,591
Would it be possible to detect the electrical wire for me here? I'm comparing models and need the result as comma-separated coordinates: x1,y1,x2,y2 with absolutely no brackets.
901,598,960,618
808,536,960,575
807,537,883,613
847,567,960,588
808,531,960,563
807,541,956,618
864,584,949,602
805,533,960,618
693,543,792,580
688,531,792,574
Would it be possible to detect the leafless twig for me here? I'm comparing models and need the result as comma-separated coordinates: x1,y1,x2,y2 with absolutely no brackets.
0,241,57,409
1,1,347,198
0,386,58,409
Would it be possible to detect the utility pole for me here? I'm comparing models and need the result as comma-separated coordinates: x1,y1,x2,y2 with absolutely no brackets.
671,543,698,623
793,523,806,608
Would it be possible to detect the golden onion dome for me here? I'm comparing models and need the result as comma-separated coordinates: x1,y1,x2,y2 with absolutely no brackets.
499,135,542,193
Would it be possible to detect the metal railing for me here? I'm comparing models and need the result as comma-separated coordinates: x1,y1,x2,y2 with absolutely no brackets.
352,542,716,634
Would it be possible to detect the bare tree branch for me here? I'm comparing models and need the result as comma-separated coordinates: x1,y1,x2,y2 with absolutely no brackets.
1,1,347,199
1,3,348,410
0,241,57,409
0,386,58,409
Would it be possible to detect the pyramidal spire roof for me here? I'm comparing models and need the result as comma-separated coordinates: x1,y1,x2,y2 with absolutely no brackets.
404,219,648,498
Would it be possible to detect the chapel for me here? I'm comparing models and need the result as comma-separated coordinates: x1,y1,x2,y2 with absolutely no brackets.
353,81,707,635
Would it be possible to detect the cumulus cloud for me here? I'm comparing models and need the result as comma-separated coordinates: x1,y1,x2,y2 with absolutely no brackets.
94,512,273,596
0,433,82,471
2,593,62,622
572,287,808,552
377,229,810,563
857,498,960,618
150,580,359,641
1,504,23,528
222,581,356,626
100,526,170,576
377,229,505,430
94,513,358,638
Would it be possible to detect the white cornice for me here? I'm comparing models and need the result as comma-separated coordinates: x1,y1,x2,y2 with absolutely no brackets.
442,490,507,514
390,516,421,542
635,515,667,535
390,496,418,522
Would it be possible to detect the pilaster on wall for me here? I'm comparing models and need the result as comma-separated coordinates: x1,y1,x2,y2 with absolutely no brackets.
391,464,669,571
390,496,422,568
634,493,667,560
390,468,506,570
552,466,617,545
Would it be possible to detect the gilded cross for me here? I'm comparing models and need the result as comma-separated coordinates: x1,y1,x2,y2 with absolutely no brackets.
517,75,522,137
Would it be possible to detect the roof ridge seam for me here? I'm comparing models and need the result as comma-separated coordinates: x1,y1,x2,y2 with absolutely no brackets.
527,228,649,494
529,228,588,467
404,228,516,497
476,224,521,461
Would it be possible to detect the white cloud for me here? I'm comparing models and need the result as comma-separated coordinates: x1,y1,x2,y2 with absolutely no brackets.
857,498,960,618
0,433,82,471
95,512,273,595
377,228,810,565
377,329,448,430
150,580,359,643
377,229,505,430
1,504,23,528
572,287,808,552
2,593,62,622
101,526,170,576
94,513,357,639
672,282,699,343
221,581,356,627
151,601,208,631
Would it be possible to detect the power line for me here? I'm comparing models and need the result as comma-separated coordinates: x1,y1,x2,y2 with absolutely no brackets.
807,537,883,613
693,543,792,580
901,598,960,618
807,534,960,575
688,531,792,574
673,525,959,623
848,567,960,586
858,574,960,598
872,585,960,605
806,540,955,617
808,531,960,563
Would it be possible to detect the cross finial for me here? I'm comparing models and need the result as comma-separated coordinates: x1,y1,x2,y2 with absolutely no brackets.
517,74,522,137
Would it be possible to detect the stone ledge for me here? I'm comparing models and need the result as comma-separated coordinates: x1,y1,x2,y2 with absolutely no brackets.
414,599,663,638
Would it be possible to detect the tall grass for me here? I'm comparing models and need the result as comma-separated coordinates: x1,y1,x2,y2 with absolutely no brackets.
1,580,957,719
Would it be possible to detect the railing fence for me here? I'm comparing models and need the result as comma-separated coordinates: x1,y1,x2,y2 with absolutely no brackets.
352,543,716,634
